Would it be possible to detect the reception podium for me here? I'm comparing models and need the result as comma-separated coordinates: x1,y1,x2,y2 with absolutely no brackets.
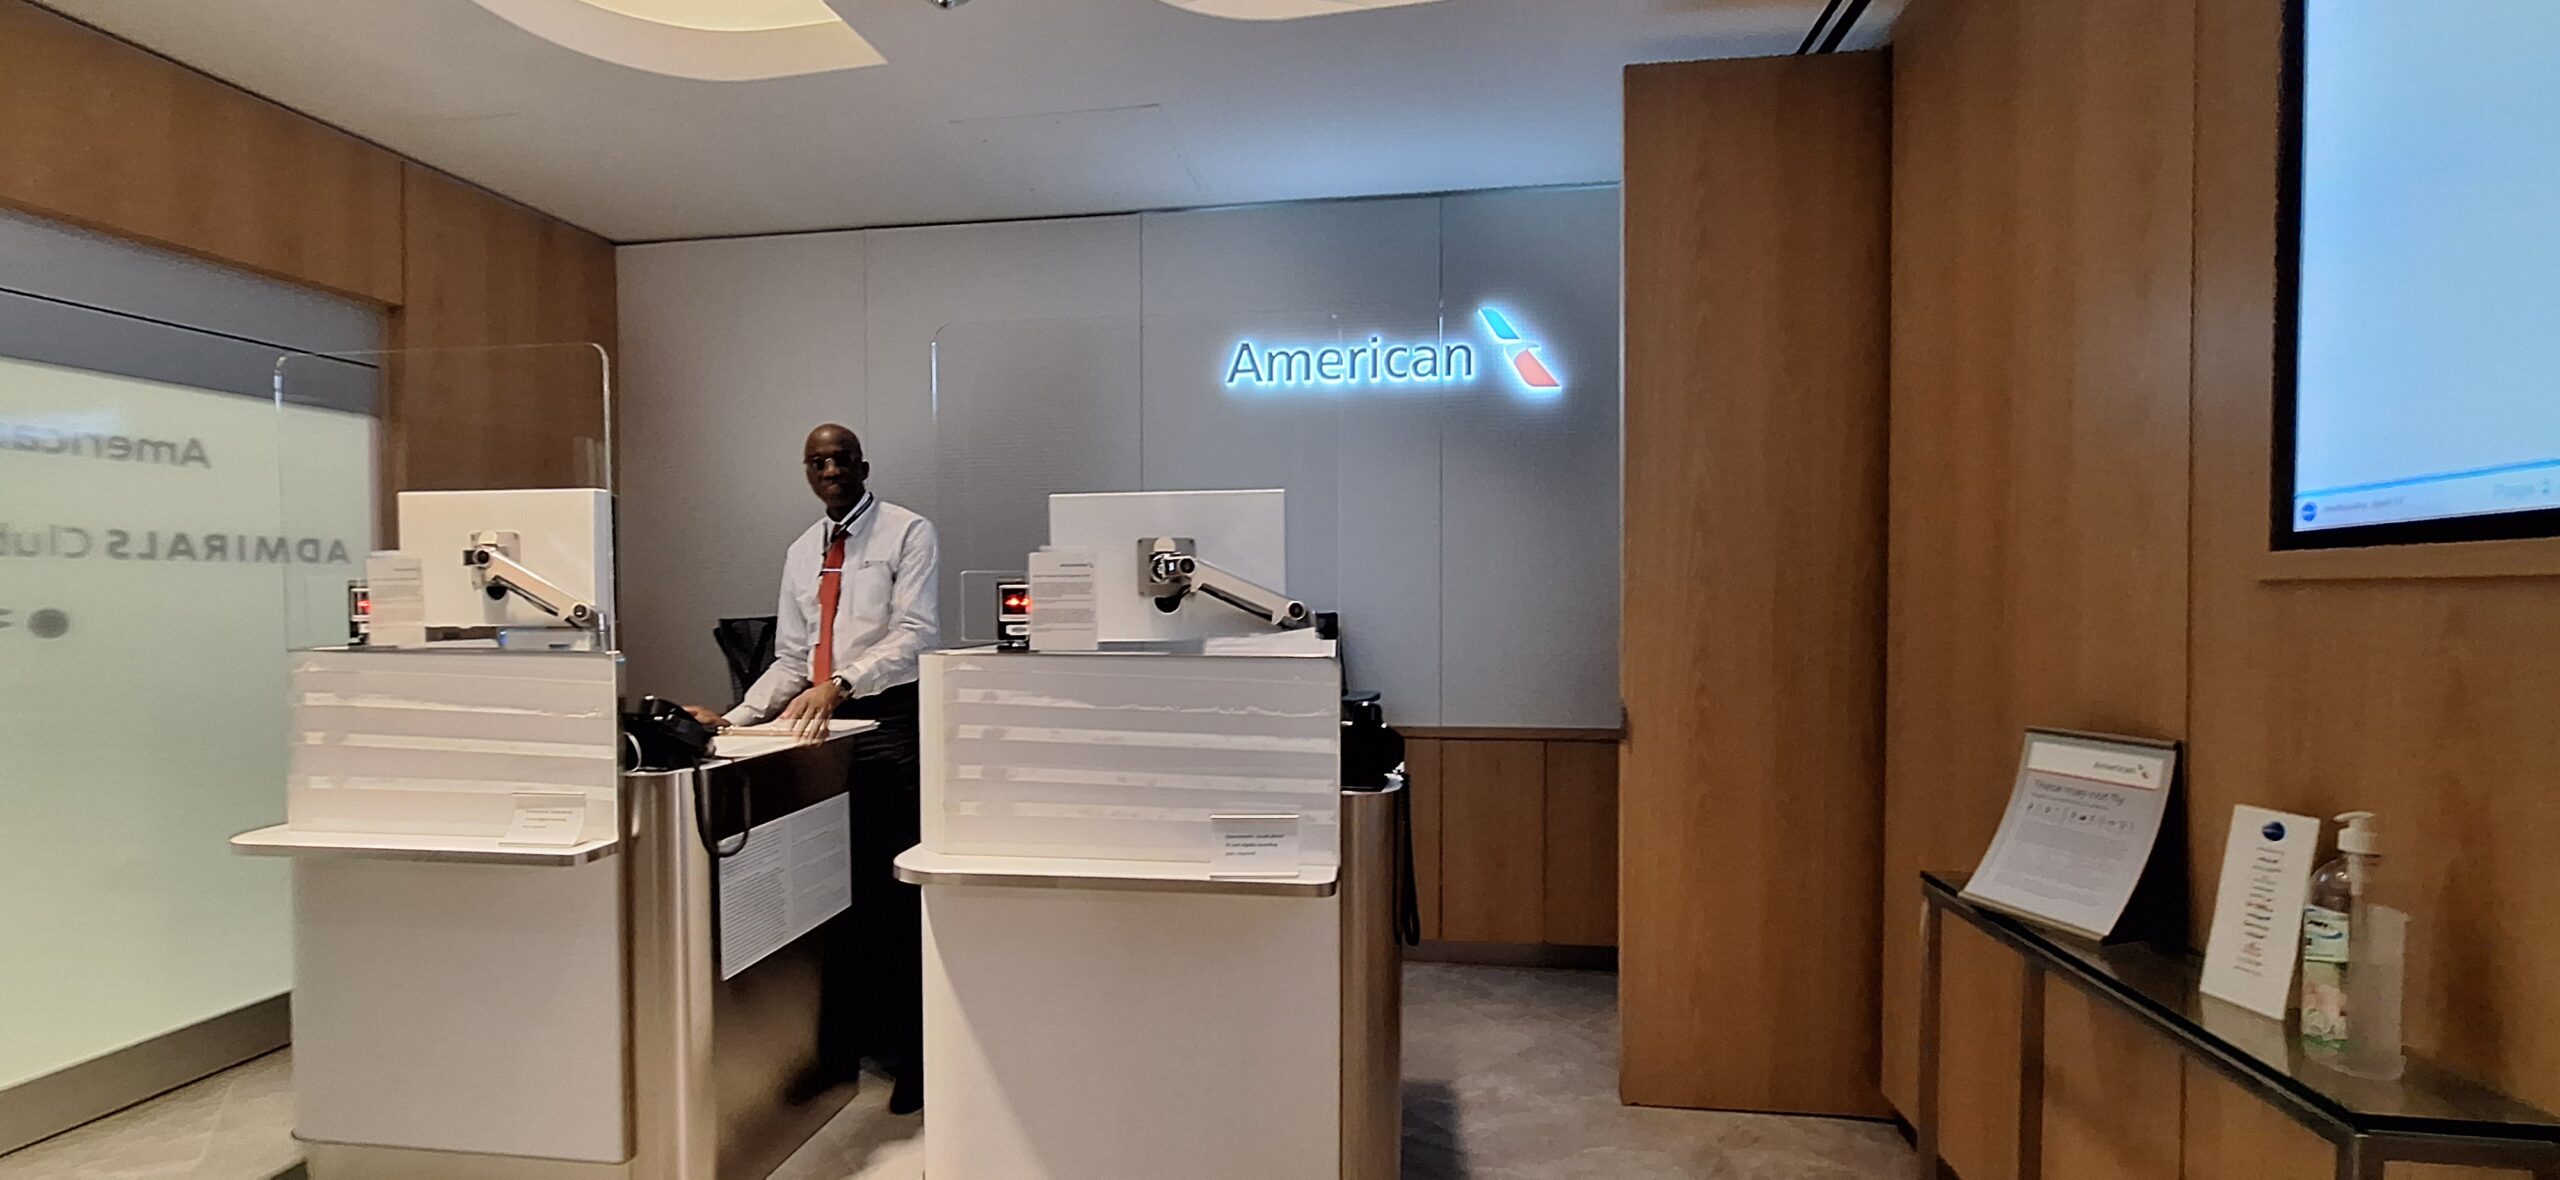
234,649,874,1178
896,647,1405,1180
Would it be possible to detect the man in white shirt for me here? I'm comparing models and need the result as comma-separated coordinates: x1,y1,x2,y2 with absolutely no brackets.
687,422,938,1114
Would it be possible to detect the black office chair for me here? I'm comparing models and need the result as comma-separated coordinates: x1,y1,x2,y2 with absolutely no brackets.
712,616,779,701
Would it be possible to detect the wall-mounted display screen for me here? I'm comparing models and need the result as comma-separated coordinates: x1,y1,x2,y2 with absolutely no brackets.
2279,0,2560,547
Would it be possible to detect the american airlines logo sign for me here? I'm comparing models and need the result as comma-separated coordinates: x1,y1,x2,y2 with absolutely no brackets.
1222,305,1565,398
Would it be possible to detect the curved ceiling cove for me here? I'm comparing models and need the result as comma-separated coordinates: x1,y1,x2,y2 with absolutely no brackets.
470,0,883,80
1157,0,1447,19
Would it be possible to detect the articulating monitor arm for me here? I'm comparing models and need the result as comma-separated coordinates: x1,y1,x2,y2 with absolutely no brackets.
1138,536,1311,630
464,531,604,632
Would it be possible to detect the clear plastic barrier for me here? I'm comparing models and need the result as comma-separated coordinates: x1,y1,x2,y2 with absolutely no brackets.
270,345,624,850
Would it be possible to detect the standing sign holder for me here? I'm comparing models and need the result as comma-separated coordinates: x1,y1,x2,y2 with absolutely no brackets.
1960,728,2188,947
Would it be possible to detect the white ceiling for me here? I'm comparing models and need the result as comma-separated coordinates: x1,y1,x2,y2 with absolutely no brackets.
41,0,1895,243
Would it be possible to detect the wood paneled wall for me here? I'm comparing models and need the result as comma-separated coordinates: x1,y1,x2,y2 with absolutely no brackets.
1891,0,2560,1165
1882,0,2198,1120
1621,54,1891,1118
0,1,403,303
1404,733,1617,949
2188,0,2560,1118
0,0,615,512
386,166,619,513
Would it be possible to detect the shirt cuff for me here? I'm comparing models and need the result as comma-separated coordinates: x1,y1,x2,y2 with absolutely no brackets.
722,705,759,727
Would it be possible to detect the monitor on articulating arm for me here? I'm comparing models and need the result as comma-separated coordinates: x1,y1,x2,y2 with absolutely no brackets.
1045,489,1304,646
394,489,615,649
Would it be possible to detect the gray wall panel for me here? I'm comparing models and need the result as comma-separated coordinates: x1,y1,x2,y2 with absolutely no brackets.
615,233,868,702
1438,187,1623,728
618,189,1620,727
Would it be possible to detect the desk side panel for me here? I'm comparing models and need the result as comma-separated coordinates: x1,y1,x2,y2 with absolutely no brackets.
922,885,1339,1180
292,856,627,1162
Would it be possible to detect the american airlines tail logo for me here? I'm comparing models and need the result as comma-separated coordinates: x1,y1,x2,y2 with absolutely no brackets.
1478,307,1562,391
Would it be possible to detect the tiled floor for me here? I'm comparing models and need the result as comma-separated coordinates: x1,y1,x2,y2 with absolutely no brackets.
0,1050,299,1179
0,964,1910,1179
1398,965,1909,1179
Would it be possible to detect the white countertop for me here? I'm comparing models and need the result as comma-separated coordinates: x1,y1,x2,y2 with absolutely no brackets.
230,824,620,866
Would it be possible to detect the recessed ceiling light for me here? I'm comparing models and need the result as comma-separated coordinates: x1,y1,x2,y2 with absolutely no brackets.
472,0,885,80
1157,0,1445,20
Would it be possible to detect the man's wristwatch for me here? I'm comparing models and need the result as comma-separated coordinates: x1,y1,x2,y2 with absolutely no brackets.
829,674,854,697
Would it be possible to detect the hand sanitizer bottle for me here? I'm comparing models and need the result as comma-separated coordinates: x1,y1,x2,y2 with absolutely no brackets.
2300,811,2406,1079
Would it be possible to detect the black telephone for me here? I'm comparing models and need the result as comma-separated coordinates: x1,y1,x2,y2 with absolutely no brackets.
620,696,716,771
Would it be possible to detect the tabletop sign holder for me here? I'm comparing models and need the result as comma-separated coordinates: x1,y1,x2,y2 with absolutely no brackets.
1961,728,2188,948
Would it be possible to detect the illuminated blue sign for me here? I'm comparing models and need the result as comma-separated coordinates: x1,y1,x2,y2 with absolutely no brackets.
1222,305,1564,398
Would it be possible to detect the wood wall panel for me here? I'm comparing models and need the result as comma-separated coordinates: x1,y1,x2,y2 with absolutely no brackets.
1882,0,2198,1118
2040,984,2183,1180
0,1,617,524
0,0,404,304
1621,53,1889,1117
1935,920,2029,1180
1406,738,1443,941
1540,741,1618,948
387,164,618,518
2189,0,2560,1117
2180,1061,2334,1180
1436,739,1546,945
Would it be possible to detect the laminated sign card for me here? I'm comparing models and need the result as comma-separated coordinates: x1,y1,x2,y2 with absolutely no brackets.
2198,805,2320,1020
1962,730,2179,941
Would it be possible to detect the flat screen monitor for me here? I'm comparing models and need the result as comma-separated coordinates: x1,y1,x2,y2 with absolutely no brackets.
2278,0,2560,547
1047,489,1286,644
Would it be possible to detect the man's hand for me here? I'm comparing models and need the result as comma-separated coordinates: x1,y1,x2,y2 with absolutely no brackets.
777,680,845,743
681,705,731,731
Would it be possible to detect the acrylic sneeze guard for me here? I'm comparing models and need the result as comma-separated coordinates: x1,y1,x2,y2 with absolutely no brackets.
251,346,636,1167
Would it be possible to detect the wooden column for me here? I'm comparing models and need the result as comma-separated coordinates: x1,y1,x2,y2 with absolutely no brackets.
1620,53,1891,1117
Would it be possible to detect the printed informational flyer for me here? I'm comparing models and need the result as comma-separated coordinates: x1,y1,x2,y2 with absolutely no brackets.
1962,731,2178,941
2199,805,2321,1020
717,794,852,979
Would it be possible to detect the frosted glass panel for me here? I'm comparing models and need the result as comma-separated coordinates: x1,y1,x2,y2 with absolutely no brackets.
0,331,365,1090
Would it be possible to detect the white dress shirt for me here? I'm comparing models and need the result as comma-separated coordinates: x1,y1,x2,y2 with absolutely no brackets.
726,493,940,726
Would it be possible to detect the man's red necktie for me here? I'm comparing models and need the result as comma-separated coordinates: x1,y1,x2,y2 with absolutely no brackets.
811,528,846,686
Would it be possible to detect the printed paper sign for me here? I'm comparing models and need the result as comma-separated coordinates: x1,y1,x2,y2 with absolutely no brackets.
1027,547,1099,652
1210,812,1302,879
1962,731,2179,940
500,791,589,846
718,794,852,979
2199,805,2321,1020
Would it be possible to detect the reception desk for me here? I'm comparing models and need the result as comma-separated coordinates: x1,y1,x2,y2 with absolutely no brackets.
234,653,874,1180
896,647,1405,1180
